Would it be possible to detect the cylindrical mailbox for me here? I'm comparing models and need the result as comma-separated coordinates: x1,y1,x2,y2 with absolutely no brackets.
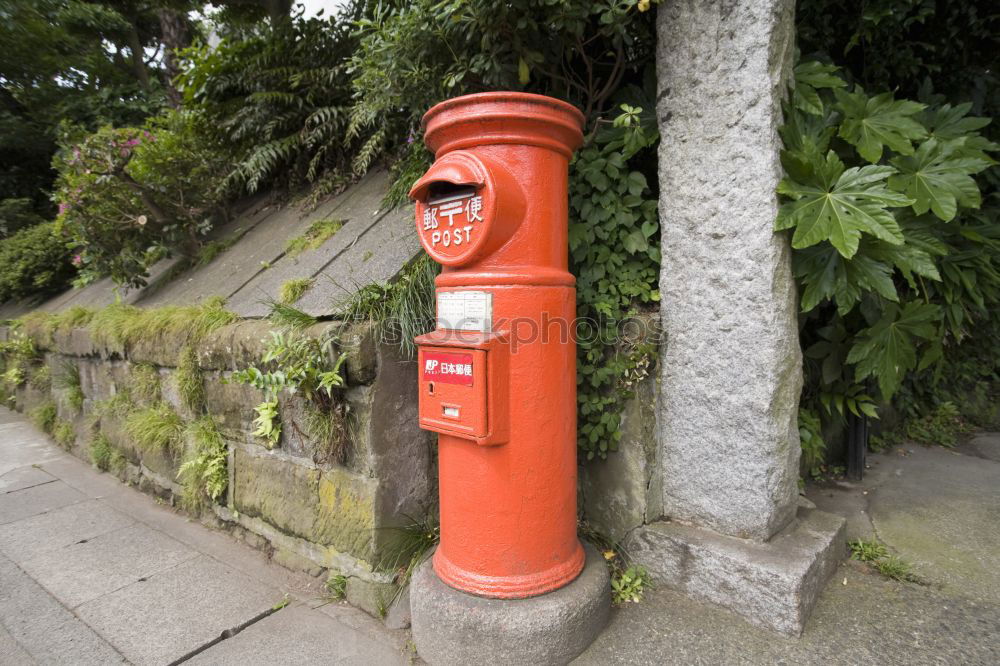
410,92,585,599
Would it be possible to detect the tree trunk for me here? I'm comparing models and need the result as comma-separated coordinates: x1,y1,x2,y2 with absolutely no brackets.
158,9,190,108
126,22,151,91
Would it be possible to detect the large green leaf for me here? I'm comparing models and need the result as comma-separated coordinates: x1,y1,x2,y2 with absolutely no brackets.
791,61,846,116
888,138,993,222
794,243,898,315
835,89,927,163
776,151,913,258
845,302,940,398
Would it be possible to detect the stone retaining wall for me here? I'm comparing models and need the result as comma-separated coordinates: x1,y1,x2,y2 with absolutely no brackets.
0,320,435,618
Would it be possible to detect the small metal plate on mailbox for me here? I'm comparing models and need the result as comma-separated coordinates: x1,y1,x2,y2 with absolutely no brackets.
437,291,492,332
423,350,474,386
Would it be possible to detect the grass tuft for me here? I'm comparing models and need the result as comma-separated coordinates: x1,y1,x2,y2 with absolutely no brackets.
89,298,238,350
125,403,185,453
30,401,57,434
53,420,76,449
91,433,127,474
286,219,344,257
54,360,85,413
330,255,438,358
279,278,314,305
266,300,318,329
849,539,888,562
304,403,347,465
130,363,161,404
175,346,205,413
28,364,51,392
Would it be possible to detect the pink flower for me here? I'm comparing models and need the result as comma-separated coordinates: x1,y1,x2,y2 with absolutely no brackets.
71,255,83,267
58,202,68,215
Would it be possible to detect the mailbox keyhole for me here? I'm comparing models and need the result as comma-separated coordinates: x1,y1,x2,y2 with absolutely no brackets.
428,381,435,395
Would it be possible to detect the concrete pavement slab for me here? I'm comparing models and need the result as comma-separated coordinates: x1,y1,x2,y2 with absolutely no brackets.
0,551,125,664
16,522,198,608
0,421,68,476
0,464,54,493
75,554,285,666
574,564,1000,665
961,432,1000,463
0,498,134,558
866,444,1000,605
0,622,36,665
187,602,410,665
0,479,87,525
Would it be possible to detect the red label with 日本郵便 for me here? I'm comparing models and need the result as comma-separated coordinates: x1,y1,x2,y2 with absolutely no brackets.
423,351,474,386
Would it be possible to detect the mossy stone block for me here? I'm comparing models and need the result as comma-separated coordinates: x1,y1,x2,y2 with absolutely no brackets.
232,447,320,539
313,467,378,559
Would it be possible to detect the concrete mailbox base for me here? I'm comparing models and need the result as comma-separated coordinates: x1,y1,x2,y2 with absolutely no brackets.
410,542,610,665
627,507,846,636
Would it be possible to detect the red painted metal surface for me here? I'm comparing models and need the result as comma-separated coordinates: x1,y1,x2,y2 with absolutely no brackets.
410,92,585,599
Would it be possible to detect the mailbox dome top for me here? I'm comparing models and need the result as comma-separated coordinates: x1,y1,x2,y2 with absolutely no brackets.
423,92,584,159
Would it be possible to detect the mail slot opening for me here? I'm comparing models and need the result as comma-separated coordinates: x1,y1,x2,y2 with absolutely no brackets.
427,182,477,205
428,381,435,395
443,406,460,418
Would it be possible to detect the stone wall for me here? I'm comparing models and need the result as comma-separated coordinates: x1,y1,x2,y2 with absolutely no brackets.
0,320,435,618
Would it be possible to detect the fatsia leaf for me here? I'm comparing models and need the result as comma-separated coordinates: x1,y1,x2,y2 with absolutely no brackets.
919,102,992,141
888,138,993,222
776,151,912,258
792,61,846,116
794,243,900,315
845,302,940,399
835,89,927,163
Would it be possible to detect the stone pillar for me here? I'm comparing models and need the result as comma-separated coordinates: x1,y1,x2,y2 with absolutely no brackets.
628,0,846,636
658,0,800,542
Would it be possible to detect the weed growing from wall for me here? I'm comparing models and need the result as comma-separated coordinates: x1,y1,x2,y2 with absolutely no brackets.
330,255,438,358
231,330,347,451
88,297,237,350
129,363,161,405
178,416,228,512
125,403,185,454
53,360,84,413
28,364,51,392
175,346,205,414
29,401,57,434
53,420,75,449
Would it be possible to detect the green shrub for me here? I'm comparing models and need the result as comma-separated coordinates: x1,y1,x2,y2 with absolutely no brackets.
54,110,231,287
28,364,51,392
125,403,185,453
177,14,362,198
0,222,74,303
780,62,998,459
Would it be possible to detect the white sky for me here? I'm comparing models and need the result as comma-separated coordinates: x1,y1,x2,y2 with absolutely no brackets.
295,0,351,18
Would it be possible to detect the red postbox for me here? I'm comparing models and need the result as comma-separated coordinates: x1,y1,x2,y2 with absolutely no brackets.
410,92,585,598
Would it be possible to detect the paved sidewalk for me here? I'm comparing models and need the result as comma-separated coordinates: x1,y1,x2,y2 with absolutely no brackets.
577,435,1000,665
0,407,414,665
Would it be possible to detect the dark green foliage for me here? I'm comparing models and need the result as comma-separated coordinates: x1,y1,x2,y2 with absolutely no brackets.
0,222,74,303
780,63,997,450
177,8,364,198
797,0,999,124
